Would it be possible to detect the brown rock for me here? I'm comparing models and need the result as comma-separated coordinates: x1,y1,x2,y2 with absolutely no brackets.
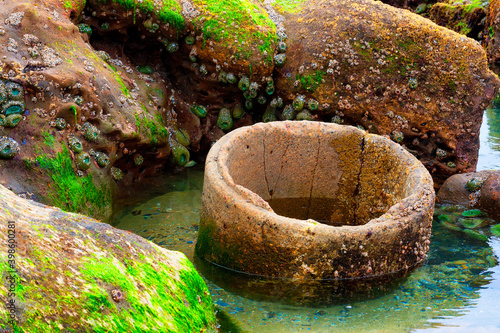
479,172,500,219
275,0,500,187
437,170,496,206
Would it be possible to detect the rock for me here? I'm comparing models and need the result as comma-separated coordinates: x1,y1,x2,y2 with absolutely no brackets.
0,184,216,331
437,170,495,206
428,1,487,39
486,0,500,73
196,121,435,279
438,170,500,220
274,0,500,186
479,172,500,220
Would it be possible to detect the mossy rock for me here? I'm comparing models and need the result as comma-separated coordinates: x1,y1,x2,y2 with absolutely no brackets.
491,224,500,237
0,185,217,331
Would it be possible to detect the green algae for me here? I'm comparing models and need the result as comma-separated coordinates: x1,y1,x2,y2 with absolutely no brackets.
35,147,111,219
462,209,484,217
491,224,500,237
272,0,308,13
134,113,169,146
296,71,325,92
98,0,184,30
192,0,276,59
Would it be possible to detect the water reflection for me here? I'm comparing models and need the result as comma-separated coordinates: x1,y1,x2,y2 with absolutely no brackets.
477,106,500,170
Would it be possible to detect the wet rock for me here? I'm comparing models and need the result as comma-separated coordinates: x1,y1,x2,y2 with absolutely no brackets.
479,173,500,220
274,0,500,186
437,170,495,206
428,1,487,39
486,0,500,73
438,170,500,220
0,184,216,331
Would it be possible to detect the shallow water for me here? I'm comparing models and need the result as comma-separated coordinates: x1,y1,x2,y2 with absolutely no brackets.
114,109,500,332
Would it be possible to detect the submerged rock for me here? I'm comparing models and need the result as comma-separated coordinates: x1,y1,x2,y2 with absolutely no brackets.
0,184,216,331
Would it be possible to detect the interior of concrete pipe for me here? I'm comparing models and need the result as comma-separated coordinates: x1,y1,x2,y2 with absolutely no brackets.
224,122,420,226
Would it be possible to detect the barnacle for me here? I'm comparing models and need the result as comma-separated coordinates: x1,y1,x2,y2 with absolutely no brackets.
232,104,245,119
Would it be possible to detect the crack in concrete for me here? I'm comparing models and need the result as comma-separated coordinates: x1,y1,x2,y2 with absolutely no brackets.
270,141,291,199
263,133,271,198
353,134,366,225
306,136,322,219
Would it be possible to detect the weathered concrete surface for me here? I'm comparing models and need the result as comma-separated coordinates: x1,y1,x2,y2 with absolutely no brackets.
0,184,216,332
196,121,435,279
274,0,500,186
438,169,500,220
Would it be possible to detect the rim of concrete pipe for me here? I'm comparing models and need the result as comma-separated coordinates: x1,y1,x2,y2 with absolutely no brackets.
196,121,435,280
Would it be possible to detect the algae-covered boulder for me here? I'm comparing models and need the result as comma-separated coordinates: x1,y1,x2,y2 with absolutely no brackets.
0,184,216,331
274,0,500,186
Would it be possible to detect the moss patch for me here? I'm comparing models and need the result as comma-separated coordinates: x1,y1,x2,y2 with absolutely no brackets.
34,147,111,218
192,0,277,61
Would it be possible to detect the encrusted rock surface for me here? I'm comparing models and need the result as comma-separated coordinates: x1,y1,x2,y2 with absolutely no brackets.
274,0,499,186
0,184,216,331
196,121,435,279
